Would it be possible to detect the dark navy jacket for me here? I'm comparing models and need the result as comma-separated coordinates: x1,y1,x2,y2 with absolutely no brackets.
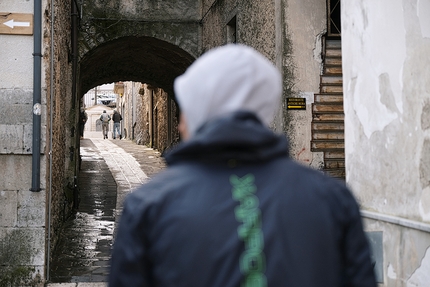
109,111,376,287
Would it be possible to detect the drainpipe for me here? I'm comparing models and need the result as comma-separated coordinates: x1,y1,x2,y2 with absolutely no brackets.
30,0,42,192
72,0,78,110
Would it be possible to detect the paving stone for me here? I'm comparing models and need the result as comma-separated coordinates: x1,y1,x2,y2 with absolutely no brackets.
48,138,166,285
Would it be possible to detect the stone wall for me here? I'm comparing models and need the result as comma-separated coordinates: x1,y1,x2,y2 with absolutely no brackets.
200,0,324,168
77,0,199,97
201,0,276,60
0,0,76,284
120,82,141,142
0,0,47,284
45,0,77,266
121,82,179,153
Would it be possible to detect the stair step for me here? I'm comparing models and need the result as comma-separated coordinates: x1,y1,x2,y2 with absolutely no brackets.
312,104,343,113
324,159,345,169
324,150,345,159
323,168,345,179
312,131,344,140
326,39,342,49
313,113,344,121
312,121,344,131
325,57,342,66
321,75,343,85
313,38,345,180
326,48,342,57
311,140,344,151
314,94,343,103
321,85,343,93
324,65,343,75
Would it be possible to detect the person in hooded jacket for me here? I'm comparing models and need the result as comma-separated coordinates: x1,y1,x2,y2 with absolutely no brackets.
112,110,123,139
108,44,377,287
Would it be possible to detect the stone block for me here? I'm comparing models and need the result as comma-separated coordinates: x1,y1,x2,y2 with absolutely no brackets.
0,89,47,155
0,124,24,153
0,190,17,227
23,123,33,153
0,0,33,13
0,88,33,105
0,227,45,266
0,36,33,88
0,103,33,125
17,189,46,227
26,124,47,154
78,283,107,287
0,155,32,190
23,106,48,154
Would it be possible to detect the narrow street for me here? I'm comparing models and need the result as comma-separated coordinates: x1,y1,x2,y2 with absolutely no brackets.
47,136,166,287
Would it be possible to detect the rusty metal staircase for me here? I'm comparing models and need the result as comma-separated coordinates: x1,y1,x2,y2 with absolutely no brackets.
311,38,345,179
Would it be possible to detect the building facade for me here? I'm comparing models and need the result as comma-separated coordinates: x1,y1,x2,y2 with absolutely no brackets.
0,0,75,285
342,1,430,285
0,0,429,285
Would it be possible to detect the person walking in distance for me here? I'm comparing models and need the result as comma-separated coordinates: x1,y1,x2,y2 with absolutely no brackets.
109,45,377,287
79,107,88,139
100,110,111,139
112,110,123,139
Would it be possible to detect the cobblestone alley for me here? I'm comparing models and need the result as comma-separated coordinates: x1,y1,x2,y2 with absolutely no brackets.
47,137,166,287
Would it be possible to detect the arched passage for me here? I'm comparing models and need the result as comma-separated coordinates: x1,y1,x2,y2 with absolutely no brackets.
78,36,195,151
78,36,195,97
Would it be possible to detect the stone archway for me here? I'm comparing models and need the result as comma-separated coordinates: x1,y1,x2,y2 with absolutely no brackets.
78,36,196,97
77,36,194,151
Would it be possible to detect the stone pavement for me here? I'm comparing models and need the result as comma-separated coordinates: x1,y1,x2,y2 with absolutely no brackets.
47,138,166,287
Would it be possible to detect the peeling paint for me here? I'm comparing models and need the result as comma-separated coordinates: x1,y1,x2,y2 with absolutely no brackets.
298,92,314,104
407,248,430,286
417,0,430,38
344,0,430,284
420,139,430,189
379,73,399,114
419,187,430,222
387,263,397,279
345,0,407,139
354,91,397,139
422,101,430,130
313,31,324,66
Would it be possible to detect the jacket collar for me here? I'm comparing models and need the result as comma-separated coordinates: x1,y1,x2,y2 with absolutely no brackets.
164,111,289,166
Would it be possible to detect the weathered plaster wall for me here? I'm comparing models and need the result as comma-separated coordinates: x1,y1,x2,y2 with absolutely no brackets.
152,88,169,152
121,81,141,142
201,0,324,168
121,83,178,152
284,0,325,168
46,0,76,268
343,0,430,285
343,0,430,221
201,0,276,61
363,217,430,286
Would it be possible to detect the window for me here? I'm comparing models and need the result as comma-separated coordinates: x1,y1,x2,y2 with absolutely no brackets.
227,16,237,44
328,0,341,37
